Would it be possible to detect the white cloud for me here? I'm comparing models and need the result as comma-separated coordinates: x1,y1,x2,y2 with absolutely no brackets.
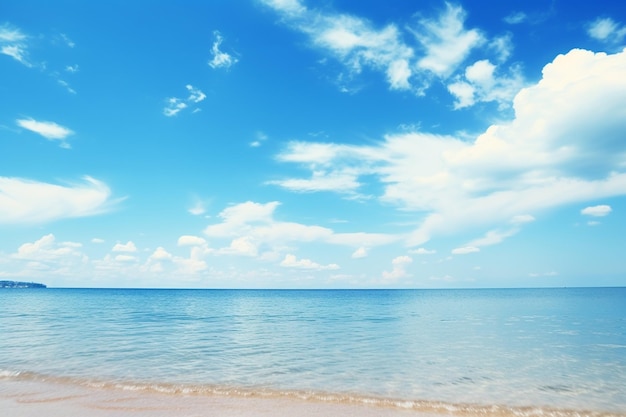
0,24,30,66
250,131,269,148
0,176,119,224
186,84,206,103
267,170,362,194
91,238,105,244
382,255,412,281
13,234,84,261
489,34,513,63
262,0,306,16
208,31,238,69
115,254,137,263
273,48,626,248
178,235,207,247
112,241,137,253
163,98,187,117
188,197,208,216
587,17,626,44
163,85,206,116
510,214,535,224
203,200,396,260
529,271,558,277
351,247,368,258
410,247,436,255
262,1,523,105
466,228,520,248
451,246,480,255
280,254,339,270
448,59,525,109
66,64,79,73
16,118,74,148
59,33,75,48
223,236,259,257
414,3,484,77
503,12,527,25
581,205,612,217
150,247,172,261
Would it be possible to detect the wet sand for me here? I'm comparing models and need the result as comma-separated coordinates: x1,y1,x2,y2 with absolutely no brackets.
0,378,444,417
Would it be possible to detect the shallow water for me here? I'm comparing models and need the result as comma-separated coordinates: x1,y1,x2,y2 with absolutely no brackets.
1,288,625,415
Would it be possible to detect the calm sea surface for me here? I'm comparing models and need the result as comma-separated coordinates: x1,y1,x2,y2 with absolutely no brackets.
1,288,625,415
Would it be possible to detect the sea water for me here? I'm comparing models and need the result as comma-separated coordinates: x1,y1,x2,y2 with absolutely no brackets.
0,288,625,416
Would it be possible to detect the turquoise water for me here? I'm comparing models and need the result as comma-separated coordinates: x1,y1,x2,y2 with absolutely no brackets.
1,288,625,414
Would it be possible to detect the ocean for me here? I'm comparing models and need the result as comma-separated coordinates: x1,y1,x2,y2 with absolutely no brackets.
1,288,625,416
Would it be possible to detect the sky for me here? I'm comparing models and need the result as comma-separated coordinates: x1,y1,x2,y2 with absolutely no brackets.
1,0,625,289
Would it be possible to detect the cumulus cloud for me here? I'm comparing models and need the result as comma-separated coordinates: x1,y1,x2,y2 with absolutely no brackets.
382,255,413,281
410,248,436,255
581,205,612,217
272,48,626,248
115,254,137,263
447,59,525,109
112,241,137,252
203,200,396,261
149,247,172,261
16,118,74,148
13,234,84,261
280,254,340,270
178,235,208,247
163,84,206,116
208,30,238,69
0,176,119,224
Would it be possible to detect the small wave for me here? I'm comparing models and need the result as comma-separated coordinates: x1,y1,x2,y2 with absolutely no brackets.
2,370,624,417
0,369,22,378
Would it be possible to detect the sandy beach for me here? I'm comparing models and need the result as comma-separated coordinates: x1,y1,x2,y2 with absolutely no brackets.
4,376,625,417
0,378,450,417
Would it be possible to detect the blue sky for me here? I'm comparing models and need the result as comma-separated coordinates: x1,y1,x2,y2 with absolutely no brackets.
1,0,625,288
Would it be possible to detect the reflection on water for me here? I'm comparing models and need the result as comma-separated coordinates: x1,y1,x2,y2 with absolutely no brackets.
1,288,625,413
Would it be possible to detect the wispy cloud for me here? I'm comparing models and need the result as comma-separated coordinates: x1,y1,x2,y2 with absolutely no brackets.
503,12,527,25
587,17,626,44
451,246,480,255
208,30,238,69
16,118,74,148
250,131,268,148
261,1,523,108
272,48,626,248
0,176,121,224
0,24,30,66
413,3,484,77
163,84,206,116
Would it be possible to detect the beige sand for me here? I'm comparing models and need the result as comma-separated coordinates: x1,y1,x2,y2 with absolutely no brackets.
0,378,445,417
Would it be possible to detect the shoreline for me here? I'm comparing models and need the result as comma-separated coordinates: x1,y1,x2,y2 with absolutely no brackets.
2,373,624,417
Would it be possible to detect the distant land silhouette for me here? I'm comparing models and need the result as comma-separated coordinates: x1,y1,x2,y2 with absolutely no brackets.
0,280,47,289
